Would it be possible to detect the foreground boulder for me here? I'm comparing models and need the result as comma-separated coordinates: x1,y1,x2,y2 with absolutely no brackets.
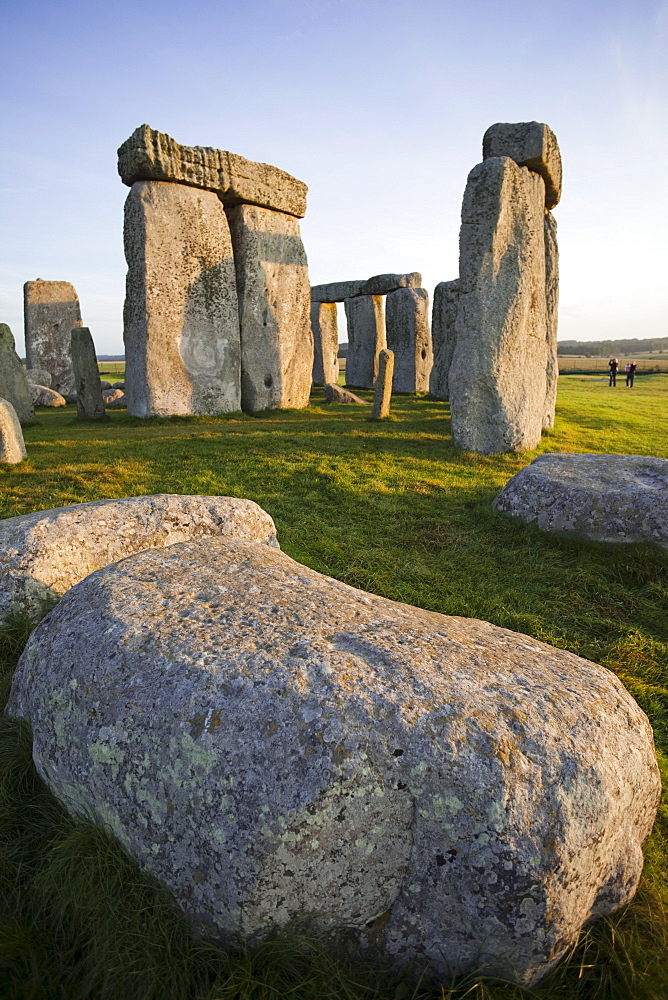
494,453,668,547
0,495,278,620
7,539,660,985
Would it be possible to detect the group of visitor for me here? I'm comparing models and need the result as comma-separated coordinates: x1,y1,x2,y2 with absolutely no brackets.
608,358,637,388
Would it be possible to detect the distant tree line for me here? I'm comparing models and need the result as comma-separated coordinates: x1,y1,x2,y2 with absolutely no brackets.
558,337,668,356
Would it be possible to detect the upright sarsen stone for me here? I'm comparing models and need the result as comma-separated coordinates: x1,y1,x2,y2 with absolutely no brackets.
227,204,312,413
0,398,26,464
429,280,459,400
449,157,547,454
71,327,105,420
123,180,241,417
24,280,82,397
371,348,394,418
311,302,339,386
344,295,385,389
543,211,559,429
0,324,34,423
385,287,432,393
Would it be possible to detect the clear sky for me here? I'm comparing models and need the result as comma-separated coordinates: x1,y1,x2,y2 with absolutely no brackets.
1,0,666,354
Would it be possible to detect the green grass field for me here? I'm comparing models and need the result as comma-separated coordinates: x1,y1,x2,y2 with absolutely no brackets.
1,374,667,999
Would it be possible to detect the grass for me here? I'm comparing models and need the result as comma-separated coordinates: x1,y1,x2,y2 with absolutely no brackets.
1,374,667,998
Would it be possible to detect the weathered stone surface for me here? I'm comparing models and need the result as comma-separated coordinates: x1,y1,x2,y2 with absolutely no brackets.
29,385,66,407
311,273,422,304
118,125,307,218
6,539,660,985
0,324,34,423
543,212,559,429
344,295,385,389
494,453,668,548
123,180,241,418
449,157,547,454
0,398,26,463
323,383,365,404
112,381,125,389
483,122,562,209
311,302,339,386
371,349,394,418
0,494,278,621
385,288,432,393
99,380,112,390
311,280,367,303
25,369,51,388
429,281,459,400
106,394,127,409
71,327,105,420
361,272,422,297
227,204,312,413
24,280,82,397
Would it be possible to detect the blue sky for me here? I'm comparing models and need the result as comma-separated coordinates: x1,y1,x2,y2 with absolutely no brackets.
1,0,666,354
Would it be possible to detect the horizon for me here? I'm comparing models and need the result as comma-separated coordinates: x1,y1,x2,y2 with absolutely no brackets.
1,0,666,355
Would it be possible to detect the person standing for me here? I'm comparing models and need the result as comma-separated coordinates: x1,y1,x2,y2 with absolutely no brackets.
626,361,637,387
609,357,618,386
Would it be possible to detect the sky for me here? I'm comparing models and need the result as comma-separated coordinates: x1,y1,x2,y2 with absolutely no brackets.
1,0,666,355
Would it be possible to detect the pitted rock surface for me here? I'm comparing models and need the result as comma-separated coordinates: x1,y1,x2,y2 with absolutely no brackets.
23,279,82,397
494,453,668,547
483,122,562,209
6,539,660,985
0,494,278,620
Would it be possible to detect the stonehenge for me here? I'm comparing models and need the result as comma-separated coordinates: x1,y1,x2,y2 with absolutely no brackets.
429,280,459,400
119,125,313,416
24,279,82,397
311,272,430,392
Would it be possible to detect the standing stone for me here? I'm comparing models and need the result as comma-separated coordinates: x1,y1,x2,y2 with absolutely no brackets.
25,369,51,388
0,324,34,423
71,327,106,420
543,212,559,429
311,302,339,386
449,157,547,454
0,398,27,463
385,288,432,393
24,280,82,397
344,295,385,389
123,180,241,418
371,349,394,418
429,281,459,400
227,204,312,413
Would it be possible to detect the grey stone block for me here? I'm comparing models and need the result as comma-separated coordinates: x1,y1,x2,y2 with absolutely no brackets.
344,295,385,389
71,327,106,420
24,280,82,397
385,287,432,393
0,397,26,463
0,324,34,423
429,281,459,400
483,121,562,209
311,302,339,386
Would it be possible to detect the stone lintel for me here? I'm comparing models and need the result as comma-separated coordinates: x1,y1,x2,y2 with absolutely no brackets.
311,272,422,303
482,121,562,209
118,124,307,219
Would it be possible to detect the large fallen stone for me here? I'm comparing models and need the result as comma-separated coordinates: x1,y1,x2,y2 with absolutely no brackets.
449,157,548,454
483,121,562,209
311,273,421,303
494,453,668,548
6,539,660,986
0,324,34,423
429,280,459,400
71,327,105,420
29,384,66,407
0,494,278,620
385,287,432,393
24,280,82,397
311,302,339,386
323,383,365,404
543,212,559,429
123,180,241,417
0,398,26,464
344,294,385,388
118,124,307,219
228,203,312,413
